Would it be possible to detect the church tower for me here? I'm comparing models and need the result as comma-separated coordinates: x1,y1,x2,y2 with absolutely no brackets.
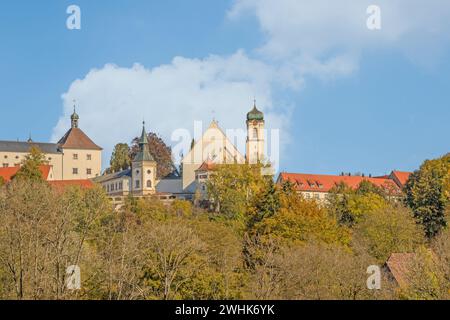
71,106,79,128
246,100,265,164
131,122,157,196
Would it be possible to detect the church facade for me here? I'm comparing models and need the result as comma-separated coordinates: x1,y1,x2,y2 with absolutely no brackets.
95,102,266,203
0,109,102,181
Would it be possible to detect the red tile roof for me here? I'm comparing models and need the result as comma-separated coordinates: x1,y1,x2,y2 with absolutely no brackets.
0,165,51,182
48,179,94,191
386,253,415,287
390,171,412,188
277,172,401,194
57,128,102,150
195,160,215,172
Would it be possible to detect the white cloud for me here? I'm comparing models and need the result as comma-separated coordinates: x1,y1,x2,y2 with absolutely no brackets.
52,1,450,170
229,0,450,69
52,51,292,168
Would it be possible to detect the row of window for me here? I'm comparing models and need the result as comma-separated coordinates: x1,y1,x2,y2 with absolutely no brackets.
2,163,20,168
72,154,92,160
72,168,92,175
106,181,124,193
135,180,152,189
3,154,93,161
3,155,54,161
3,155,20,160
104,179,153,193
302,192,331,200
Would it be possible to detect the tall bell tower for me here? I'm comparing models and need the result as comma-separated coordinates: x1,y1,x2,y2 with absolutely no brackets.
131,122,157,196
246,100,265,164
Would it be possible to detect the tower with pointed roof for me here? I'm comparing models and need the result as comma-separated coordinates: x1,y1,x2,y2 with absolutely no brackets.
131,122,157,195
246,100,265,164
71,105,79,128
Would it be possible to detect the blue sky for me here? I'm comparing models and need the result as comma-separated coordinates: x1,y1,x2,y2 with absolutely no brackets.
0,0,449,175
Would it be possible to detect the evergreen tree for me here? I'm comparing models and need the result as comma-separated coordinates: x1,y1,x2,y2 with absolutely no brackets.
109,143,131,172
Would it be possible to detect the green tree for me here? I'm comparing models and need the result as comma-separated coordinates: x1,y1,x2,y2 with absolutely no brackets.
345,193,388,225
14,146,48,182
247,179,281,230
109,143,131,172
354,205,424,262
251,190,351,246
327,182,388,227
405,153,450,238
206,163,268,224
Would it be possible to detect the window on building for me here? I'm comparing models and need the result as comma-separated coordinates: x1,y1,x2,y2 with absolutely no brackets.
147,180,152,188
15,156,19,159
314,193,320,200
135,180,140,189
147,169,151,174
2,163,8,168
48,157,52,161
3,155,7,159
73,154,78,160
73,168,78,175
253,128,258,139
86,168,92,175
119,182,123,190
87,154,92,160
111,184,114,191
202,185,206,191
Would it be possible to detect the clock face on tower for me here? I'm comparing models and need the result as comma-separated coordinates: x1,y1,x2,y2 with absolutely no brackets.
252,120,258,125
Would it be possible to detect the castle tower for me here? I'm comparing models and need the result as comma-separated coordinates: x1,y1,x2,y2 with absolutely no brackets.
71,106,79,128
246,100,265,164
131,122,157,196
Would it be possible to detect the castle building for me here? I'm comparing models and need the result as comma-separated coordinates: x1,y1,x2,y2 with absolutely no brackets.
276,171,411,203
97,102,267,204
93,122,159,199
0,108,102,181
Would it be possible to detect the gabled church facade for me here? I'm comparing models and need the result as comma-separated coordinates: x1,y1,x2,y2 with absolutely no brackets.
97,102,267,203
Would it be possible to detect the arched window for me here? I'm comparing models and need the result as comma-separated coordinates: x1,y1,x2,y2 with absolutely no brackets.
147,180,152,188
253,128,258,139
